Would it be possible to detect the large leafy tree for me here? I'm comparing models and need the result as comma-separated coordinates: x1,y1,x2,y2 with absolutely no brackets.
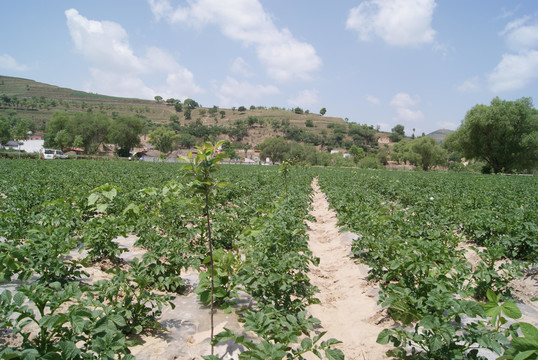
258,137,290,164
148,126,179,155
107,116,144,157
445,97,538,173
404,136,447,171
0,115,11,144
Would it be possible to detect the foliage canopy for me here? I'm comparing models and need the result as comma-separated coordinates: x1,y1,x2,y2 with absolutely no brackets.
445,97,538,173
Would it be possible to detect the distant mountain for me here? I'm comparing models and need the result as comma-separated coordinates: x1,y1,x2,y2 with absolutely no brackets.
427,129,453,143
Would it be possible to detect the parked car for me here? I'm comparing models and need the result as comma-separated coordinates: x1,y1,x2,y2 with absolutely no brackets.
41,149,68,159
42,149,55,160
54,150,68,159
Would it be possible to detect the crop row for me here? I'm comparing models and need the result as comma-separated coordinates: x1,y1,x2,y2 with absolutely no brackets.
0,159,343,359
317,168,537,359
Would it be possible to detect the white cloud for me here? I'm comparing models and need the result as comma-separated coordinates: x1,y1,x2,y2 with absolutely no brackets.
0,54,29,72
488,15,538,92
215,76,279,108
230,57,253,77
390,92,419,107
346,0,436,47
390,92,424,122
395,107,424,121
287,89,320,109
489,50,538,92
457,76,481,92
366,95,380,104
504,23,538,52
65,9,202,100
148,0,322,82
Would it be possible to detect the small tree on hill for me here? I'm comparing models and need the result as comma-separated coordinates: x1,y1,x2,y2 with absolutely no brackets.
320,107,327,116
154,95,163,103
390,124,405,142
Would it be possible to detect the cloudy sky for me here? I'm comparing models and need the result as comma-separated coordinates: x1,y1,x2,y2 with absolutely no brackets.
2,0,537,135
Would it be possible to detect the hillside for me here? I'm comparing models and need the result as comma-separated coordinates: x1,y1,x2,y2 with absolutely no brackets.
427,128,453,143
0,75,348,147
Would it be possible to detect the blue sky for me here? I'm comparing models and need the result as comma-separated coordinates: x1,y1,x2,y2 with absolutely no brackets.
1,1,537,135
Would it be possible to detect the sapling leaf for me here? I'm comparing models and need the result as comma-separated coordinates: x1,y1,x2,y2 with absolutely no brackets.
501,301,522,319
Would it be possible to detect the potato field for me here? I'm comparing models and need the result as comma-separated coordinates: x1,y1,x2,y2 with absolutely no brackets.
0,158,536,360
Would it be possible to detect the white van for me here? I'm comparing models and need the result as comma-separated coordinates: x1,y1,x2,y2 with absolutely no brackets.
41,149,68,159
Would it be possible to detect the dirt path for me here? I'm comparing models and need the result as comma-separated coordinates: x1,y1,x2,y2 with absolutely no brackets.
306,179,391,360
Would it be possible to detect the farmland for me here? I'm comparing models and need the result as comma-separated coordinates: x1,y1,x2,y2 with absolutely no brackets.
0,159,537,359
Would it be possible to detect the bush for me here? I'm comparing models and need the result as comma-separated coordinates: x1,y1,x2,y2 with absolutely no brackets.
358,156,383,169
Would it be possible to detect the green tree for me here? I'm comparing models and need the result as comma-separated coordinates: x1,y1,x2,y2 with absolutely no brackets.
237,106,247,112
169,114,180,123
179,141,226,356
305,119,314,127
445,97,538,173
258,137,290,164
54,129,72,151
221,141,237,159
148,126,179,155
406,136,447,170
76,113,110,154
108,116,144,157
320,107,327,116
208,106,218,115
177,133,197,149
294,107,303,114
183,98,199,109
72,135,84,149
154,95,163,103
219,110,226,119
166,98,178,105
390,124,405,142
174,103,183,112
0,115,10,144
184,108,192,120
349,144,365,164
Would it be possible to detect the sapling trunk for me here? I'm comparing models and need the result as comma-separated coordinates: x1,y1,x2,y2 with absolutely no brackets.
205,193,215,356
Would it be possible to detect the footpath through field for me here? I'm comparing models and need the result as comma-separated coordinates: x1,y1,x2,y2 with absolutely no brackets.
306,178,391,360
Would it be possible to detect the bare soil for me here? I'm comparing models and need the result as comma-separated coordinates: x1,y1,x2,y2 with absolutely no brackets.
305,179,393,360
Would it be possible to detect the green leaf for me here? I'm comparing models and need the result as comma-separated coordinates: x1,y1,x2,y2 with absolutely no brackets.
519,322,538,343
501,301,522,319
513,350,538,360
376,329,392,345
88,193,99,206
59,341,81,359
301,337,313,350
486,289,498,303
70,315,87,334
325,348,345,360
109,314,127,327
